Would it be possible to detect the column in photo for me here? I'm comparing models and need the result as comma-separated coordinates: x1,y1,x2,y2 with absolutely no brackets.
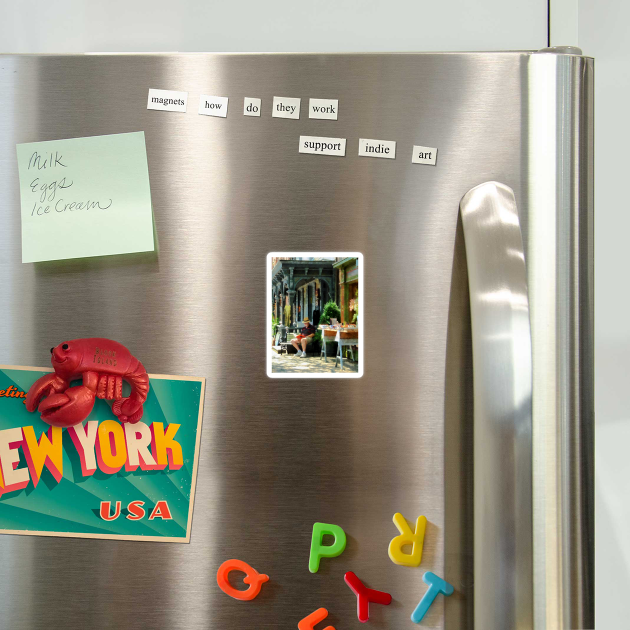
289,289,296,328
339,267,346,323
281,283,287,325
332,257,359,324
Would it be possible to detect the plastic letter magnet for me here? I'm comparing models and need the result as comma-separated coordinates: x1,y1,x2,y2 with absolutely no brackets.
410,571,454,623
388,512,427,567
344,571,392,622
309,522,347,573
298,607,335,630
216,559,269,601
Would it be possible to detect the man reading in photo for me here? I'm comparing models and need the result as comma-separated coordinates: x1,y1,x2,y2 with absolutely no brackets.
291,317,316,357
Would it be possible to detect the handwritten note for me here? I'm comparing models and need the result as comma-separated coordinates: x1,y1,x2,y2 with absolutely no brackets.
16,132,155,263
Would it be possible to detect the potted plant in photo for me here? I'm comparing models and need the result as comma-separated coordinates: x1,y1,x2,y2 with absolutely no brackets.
315,300,342,350
319,300,341,326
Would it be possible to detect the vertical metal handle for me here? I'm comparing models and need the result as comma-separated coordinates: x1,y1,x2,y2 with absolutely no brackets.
460,181,533,629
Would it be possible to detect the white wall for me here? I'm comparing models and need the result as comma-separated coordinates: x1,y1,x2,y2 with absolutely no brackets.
576,2,629,627
0,0,547,53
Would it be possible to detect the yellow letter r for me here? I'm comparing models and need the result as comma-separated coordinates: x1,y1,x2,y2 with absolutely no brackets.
388,512,427,567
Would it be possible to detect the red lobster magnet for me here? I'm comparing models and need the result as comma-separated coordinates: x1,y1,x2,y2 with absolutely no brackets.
26,338,149,428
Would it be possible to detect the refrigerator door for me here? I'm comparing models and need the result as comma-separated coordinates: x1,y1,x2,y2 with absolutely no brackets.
0,52,593,629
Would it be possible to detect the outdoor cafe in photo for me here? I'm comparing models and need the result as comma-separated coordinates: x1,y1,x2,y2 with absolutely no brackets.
270,255,361,376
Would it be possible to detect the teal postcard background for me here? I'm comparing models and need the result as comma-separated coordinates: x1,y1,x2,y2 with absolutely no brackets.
0,367,204,542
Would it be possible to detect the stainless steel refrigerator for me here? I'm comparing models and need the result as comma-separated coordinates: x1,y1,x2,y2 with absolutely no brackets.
0,50,593,629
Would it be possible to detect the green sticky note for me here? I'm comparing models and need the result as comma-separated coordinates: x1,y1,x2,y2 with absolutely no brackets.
16,132,155,263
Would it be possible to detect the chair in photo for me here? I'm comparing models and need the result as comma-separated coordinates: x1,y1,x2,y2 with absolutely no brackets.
320,329,337,361
335,330,359,370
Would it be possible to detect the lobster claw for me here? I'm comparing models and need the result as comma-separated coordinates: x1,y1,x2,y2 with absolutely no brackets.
37,386,96,428
112,398,144,424
25,373,67,413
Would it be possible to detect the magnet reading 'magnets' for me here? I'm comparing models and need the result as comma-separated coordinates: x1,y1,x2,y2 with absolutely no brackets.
25,338,149,428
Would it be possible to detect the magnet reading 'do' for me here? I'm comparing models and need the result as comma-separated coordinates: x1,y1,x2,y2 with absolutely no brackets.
26,338,149,427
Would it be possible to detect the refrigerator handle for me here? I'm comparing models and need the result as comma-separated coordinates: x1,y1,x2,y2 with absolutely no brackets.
459,182,533,629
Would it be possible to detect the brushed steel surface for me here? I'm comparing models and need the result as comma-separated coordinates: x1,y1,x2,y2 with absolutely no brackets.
460,182,533,630
0,52,593,629
527,52,595,629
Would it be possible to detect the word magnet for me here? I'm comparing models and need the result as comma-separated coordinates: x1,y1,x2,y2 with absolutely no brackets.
388,512,427,566
344,571,392,622
299,136,346,157
147,88,187,112
411,145,438,165
216,559,269,601
308,98,338,120
272,96,300,119
411,572,454,624
358,138,396,159
243,97,261,116
198,95,228,118
309,522,346,573
298,608,335,630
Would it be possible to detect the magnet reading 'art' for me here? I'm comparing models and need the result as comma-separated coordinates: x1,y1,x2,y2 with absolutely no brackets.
298,608,335,630
388,512,427,567
25,338,149,427
216,559,269,601
309,522,347,573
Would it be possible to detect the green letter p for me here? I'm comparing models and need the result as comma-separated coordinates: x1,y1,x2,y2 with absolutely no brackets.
309,522,347,573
